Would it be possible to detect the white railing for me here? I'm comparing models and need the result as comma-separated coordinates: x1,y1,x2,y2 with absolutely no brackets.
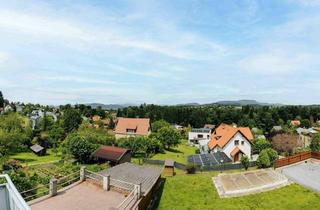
110,178,135,191
85,169,104,186
116,185,139,210
0,174,31,210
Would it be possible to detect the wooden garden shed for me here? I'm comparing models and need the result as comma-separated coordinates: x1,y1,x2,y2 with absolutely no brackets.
164,159,175,176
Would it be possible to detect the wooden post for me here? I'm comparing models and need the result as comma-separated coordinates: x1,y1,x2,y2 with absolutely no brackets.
80,166,86,182
103,175,110,191
135,182,141,200
49,179,58,197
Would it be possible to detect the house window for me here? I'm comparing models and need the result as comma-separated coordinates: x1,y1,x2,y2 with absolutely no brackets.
126,129,136,133
241,141,244,145
234,140,239,145
198,134,203,138
207,135,210,139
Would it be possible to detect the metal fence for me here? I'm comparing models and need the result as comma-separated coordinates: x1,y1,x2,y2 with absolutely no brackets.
20,183,49,202
143,159,165,166
143,158,256,172
110,178,135,192
85,170,104,186
57,171,80,190
200,161,257,171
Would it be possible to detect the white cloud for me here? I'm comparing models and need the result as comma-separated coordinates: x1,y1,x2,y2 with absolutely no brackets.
238,50,318,75
0,9,228,60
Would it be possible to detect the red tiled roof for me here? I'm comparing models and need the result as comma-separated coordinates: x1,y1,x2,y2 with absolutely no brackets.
114,118,150,136
208,123,253,150
230,146,245,157
92,146,129,161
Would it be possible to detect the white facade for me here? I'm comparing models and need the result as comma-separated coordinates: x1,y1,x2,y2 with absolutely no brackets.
188,129,211,145
198,139,210,154
211,132,252,160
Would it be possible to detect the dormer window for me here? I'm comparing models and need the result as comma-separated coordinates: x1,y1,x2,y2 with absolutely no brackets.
126,129,136,133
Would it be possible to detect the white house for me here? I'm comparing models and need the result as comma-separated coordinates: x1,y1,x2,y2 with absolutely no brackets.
188,128,212,145
208,123,254,162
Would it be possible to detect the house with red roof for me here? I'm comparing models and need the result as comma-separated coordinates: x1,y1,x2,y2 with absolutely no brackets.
208,123,254,162
114,117,151,139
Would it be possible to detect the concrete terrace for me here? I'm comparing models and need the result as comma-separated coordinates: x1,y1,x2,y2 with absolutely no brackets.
30,181,126,210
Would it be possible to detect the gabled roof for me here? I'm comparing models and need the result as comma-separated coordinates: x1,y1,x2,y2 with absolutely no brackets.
208,123,253,150
230,146,245,157
92,145,129,161
114,118,150,136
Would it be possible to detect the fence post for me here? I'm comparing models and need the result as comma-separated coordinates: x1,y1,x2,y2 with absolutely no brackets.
49,179,58,197
103,175,110,191
80,166,86,182
135,182,141,200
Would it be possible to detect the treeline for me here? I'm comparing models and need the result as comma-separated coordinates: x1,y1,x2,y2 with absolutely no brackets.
117,104,320,132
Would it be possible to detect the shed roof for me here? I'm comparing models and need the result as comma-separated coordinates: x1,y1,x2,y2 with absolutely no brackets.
92,146,129,162
164,159,174,167
30,144,44,153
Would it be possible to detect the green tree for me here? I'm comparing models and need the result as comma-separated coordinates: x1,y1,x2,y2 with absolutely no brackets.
252,137,272,153
151,119,170,133
62,109,82,133
265,148,278,163
65,134,98,163
48,124,65,146
300,119,311,128
240,155,250,170
157,127,181,149
0,91,4,108
310,134,320,152
257,150,271,168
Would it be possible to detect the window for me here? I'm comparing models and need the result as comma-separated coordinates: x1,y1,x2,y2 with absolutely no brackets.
241,141,244,145
198,134,203,138
234,140,239,145
207,135,210,139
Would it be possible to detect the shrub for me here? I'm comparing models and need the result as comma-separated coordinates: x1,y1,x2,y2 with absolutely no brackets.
257,150,271,168
265,148,278,163
240,156,250,170
186,164,197,174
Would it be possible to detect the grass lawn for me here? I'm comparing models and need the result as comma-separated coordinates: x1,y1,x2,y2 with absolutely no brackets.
10,149,62,166
157,172,320,210
151,141,197,164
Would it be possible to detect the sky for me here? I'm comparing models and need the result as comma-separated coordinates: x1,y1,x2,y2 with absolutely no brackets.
0,0,320,105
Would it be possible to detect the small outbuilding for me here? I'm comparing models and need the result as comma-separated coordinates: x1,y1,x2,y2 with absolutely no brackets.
164,159,175,176
30,144,46,156
91,145,131,166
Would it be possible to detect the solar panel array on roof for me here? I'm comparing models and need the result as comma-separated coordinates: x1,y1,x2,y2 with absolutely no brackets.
188,152,232,166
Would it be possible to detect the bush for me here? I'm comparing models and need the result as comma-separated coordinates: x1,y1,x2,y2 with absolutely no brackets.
257,148,278,168
257,150,271,168
240,156,250,170
310,134,320,152
195,148,200,154
3,159,22,171
186,164,197,174
64,134,98,163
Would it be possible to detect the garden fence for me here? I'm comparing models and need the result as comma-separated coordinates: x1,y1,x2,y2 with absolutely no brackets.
142,158,256,172
274,151,320,168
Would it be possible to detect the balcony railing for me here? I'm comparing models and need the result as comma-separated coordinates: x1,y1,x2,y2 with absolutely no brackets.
0,174,31,210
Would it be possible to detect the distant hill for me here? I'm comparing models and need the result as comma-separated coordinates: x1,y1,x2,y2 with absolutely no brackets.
213,100,271,106
179,100,281,107
86,103,135,110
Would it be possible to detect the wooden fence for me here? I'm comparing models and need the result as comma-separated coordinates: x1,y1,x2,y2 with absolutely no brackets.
275,151,320,168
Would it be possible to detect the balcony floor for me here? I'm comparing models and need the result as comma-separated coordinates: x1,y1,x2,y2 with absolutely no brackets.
30,181,126,210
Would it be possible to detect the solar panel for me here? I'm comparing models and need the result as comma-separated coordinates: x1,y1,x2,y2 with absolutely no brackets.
187,152,232,166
